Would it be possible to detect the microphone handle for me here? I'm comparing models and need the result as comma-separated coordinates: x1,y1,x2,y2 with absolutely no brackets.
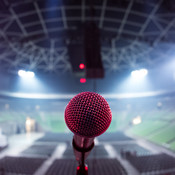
73,135,94,165
74,135,94,149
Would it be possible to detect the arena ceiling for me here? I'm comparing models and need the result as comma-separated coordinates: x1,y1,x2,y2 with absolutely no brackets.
0,0,175,75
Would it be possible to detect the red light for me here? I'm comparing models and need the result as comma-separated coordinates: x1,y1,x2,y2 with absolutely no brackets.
79,63,85,69
76,166,88,171
80,78,86,83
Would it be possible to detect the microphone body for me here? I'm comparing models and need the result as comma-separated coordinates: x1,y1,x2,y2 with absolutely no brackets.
64,92,112,172
73,135,94,164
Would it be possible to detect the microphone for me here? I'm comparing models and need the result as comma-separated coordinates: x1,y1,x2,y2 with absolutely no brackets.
64,92,112,173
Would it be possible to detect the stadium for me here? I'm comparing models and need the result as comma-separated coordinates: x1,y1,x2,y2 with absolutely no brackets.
0,0,175,174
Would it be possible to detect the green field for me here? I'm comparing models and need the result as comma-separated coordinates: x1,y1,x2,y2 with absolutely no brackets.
128,110,175,152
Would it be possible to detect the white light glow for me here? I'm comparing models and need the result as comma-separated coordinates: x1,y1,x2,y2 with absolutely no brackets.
26,118,32,126
25,117,35,133
132,116,142,125
131,69,148,78
0,90,172,99
18,70,35,78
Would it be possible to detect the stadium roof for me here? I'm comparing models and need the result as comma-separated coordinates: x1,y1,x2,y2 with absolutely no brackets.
0,0,175,75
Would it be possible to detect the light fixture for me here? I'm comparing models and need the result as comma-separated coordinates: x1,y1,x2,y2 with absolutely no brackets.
131,68,148,78
80,78,86,83
79,63,85,69
18,70,35,78
132,116,142,125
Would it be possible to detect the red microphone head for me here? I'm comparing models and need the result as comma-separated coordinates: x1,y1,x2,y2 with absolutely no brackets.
64,92,112,138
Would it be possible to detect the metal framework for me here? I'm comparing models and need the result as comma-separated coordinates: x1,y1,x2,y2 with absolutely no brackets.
0,0,175,74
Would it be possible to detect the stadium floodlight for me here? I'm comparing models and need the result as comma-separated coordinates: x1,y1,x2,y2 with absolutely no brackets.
131,68,148,78
18,70,35,78
132,116,142,125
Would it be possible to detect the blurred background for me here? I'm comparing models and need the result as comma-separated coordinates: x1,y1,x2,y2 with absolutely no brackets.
0,0,175,174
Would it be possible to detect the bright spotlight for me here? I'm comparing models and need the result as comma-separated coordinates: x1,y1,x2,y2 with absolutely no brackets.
132,116,142,125
18,70,35,78
18,70,25,77
131,69,148,78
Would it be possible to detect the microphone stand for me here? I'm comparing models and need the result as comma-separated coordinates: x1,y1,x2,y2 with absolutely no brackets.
72,135,94,175
76,152,88,175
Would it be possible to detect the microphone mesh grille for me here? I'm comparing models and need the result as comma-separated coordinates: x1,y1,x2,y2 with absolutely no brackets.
65,92,112,138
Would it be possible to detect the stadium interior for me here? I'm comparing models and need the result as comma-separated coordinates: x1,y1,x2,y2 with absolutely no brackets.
0,0,175,175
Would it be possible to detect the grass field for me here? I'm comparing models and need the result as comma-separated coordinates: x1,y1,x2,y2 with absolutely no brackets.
128,110,175,152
